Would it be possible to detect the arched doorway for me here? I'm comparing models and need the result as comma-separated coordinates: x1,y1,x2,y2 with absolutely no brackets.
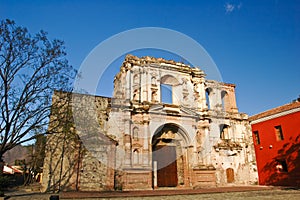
152,123,189,188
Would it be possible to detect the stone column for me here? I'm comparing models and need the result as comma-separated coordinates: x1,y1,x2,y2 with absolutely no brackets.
141,69,148,102
125,69,131,100
203,126,211,165
211,87,221,111
124,134,132,166
143,121,149,166
229,88,238,113
185,146,193,187
153,161,157,188
199,77,207,110
192,78,201,109
124,113,132,166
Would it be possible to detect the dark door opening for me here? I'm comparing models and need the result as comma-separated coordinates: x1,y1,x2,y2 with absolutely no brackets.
226,168,234,183
153,145,178,187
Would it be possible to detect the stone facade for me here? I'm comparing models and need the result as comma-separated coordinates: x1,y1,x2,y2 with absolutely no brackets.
42,55,257,192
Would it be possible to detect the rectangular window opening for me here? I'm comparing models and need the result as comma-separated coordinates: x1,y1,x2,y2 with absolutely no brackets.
220,125,230,140
274,125,284,141
253,131,260,145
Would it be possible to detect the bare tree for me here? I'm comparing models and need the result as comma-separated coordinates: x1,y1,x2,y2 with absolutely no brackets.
0,19,75,174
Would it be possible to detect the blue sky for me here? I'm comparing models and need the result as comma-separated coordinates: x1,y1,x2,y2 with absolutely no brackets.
1,0,299,116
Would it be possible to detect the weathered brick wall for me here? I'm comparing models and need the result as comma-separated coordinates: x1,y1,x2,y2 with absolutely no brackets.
41,91,116,192
41,130,80,192
78,145,115,191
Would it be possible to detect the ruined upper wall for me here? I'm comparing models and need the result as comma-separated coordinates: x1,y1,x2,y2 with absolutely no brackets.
112,54,242,115
205,80,238,113
119,54,205,77
50,90,115,139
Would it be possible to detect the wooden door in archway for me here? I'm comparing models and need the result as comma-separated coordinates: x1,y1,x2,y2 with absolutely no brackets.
226,168,234,183
154,145,178,187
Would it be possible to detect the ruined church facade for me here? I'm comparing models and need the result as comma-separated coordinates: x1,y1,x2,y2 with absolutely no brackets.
42,55,257,192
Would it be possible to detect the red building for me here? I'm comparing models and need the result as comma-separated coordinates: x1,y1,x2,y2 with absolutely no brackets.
249,100,300,187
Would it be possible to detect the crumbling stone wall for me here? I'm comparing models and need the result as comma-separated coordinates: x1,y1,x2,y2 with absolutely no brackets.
41,91,116,192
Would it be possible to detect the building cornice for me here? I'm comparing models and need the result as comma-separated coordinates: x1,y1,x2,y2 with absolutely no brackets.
250,106,300,125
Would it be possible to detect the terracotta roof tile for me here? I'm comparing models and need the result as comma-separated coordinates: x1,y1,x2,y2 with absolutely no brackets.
249,101,300,121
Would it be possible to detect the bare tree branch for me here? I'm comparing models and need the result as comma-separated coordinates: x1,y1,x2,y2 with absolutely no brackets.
0,19,76,166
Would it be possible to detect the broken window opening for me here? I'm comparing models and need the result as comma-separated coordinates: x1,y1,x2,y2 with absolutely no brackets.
220,124,230,140
206,88,212,110
221,90,228,111
161,84,172,104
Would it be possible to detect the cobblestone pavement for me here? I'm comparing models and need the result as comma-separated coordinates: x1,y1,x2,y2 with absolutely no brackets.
4,193,52,200
5,187,300,200
116,189,300,200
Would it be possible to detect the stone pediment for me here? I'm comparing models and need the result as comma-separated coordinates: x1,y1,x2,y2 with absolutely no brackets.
148,104,163,111
149,104,199,117
180,106,200,116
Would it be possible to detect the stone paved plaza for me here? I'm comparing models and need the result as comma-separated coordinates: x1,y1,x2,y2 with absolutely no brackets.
5,187,300,200
126,190,300,200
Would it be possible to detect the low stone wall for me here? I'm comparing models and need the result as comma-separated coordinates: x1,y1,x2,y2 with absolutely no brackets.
122,169,153,190
191,169,217,188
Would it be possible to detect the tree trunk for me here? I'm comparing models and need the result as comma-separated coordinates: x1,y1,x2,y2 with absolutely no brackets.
0,156,5,196
0,157,4,176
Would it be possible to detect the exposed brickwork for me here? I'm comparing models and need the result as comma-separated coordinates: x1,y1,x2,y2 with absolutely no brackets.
41,92,116,192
